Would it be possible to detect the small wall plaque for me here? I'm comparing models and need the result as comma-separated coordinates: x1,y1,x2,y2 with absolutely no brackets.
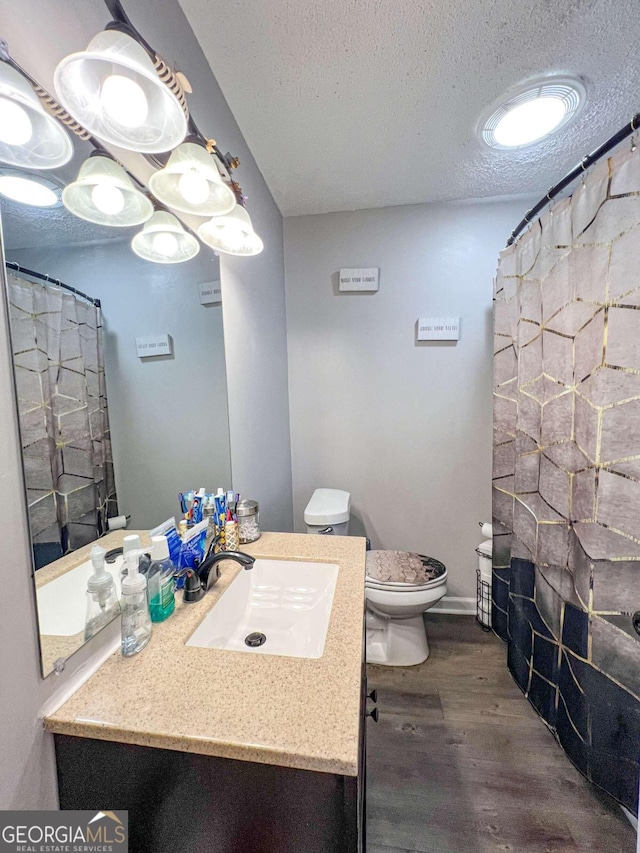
417,317,460,341
199,280,222,304
135,333,174,358
339,267,379,292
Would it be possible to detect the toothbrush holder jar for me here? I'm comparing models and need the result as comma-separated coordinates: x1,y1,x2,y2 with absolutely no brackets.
237,500,260,544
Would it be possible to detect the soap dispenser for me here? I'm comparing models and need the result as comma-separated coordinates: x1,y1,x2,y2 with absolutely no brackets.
84,544,120,640
121,550,152,657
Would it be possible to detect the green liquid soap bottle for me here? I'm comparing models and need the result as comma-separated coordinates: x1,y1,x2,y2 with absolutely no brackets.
148,535,176,623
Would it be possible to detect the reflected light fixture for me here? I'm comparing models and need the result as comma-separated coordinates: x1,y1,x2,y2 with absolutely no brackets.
53,28,187,153
479,76,585,150
197,204,264,256
131,210,200,264
62,154,153,227
0,62,73,169
0,170,61,207
148,141,236,216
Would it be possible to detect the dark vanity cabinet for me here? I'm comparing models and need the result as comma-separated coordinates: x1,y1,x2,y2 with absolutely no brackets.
54,665,371,853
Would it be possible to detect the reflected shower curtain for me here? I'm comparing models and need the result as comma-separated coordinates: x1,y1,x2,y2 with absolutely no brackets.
8,272,118,567
493,144,640,813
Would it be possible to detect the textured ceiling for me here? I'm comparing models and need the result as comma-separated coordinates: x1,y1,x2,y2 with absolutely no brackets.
178,0,640,217
0,195,137,253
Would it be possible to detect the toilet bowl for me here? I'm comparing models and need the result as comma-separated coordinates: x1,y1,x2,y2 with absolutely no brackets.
365,572,447,666
303,489,447,667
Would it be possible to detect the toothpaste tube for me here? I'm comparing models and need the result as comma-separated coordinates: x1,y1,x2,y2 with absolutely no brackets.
191,495,204,525
213,493,227,551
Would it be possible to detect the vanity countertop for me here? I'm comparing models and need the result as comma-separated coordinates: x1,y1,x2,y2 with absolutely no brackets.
44,532,366,776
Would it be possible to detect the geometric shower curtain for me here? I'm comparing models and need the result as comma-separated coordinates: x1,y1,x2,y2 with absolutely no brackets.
8,271,118,568
493,143,640,814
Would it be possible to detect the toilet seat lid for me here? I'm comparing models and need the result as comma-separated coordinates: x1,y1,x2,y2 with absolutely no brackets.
365,550,446,586
366,572,448,592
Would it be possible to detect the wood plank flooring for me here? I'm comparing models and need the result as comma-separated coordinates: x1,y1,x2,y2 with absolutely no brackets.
366,615,635,853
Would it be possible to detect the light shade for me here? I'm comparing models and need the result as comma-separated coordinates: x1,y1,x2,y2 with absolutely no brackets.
148,142,236,216
197,205,264,256
62,155,153,226
479,76,585,150
131,211,200,264
53,30,187,153
0,62,72,169
0,171,61,207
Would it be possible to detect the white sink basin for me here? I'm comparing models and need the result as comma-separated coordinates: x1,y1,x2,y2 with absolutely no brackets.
36,555,125,636
186,558,339,659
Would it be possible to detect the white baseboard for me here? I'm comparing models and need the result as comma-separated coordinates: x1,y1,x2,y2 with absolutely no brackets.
429,596,476,615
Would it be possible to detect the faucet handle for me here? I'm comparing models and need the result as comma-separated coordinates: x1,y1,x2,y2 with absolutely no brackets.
183,570,205,603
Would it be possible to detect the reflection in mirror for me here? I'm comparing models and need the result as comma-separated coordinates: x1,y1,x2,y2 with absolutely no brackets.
1,134,232,677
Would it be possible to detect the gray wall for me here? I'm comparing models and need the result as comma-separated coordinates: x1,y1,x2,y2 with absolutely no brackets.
0,0,292,810
10,240,231,530
119,1,294,534
284,198,531,602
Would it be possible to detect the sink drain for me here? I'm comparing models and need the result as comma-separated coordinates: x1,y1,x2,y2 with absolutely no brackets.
245,631,266,647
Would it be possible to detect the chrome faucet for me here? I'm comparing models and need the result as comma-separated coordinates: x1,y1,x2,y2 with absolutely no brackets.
183,551,255,603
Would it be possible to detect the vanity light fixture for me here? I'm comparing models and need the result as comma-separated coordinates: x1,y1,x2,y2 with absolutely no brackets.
131,210,200,264
197,203,264,257
0,170,61,207
0,61,73,170
148,141,236,216
53,28,188,153
478,75,586,150
62,154,153,227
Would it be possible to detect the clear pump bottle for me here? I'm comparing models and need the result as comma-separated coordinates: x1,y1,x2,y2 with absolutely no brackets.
121,550,152,657
84,544,120,640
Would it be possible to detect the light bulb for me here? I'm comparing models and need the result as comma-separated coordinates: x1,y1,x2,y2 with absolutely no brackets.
494,96,567,147
91,183,126,215
100,75,148,129
218,228,246,251
152,231,179,258
0,175,58,207
0,97,34,146
177,169,210,206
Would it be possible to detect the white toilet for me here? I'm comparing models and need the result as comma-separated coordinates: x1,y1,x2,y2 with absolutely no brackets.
304,488,448,667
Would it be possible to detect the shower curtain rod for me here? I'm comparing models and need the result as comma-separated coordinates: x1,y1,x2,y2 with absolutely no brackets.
507,111,640,246
5,262,101,308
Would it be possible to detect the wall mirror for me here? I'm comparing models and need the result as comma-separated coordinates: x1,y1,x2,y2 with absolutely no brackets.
0,128,232,676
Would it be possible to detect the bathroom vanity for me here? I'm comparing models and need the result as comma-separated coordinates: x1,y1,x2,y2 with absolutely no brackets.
45,533,368,853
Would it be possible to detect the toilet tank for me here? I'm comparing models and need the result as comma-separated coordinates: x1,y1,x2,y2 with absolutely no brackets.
304,489,351,536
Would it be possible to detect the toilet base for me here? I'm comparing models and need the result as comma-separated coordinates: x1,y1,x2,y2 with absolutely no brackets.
365,612,429,667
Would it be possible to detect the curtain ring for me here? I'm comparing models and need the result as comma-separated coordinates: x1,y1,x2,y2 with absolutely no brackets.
580,160,588,188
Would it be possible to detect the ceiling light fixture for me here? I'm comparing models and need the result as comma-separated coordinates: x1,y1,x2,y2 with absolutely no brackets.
148,141,236,216
197,204,264,256
0,171,61,207
131,211,200,264
0,61,73,169
62,154,153,227
479,76,586,150
53,28,187,153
